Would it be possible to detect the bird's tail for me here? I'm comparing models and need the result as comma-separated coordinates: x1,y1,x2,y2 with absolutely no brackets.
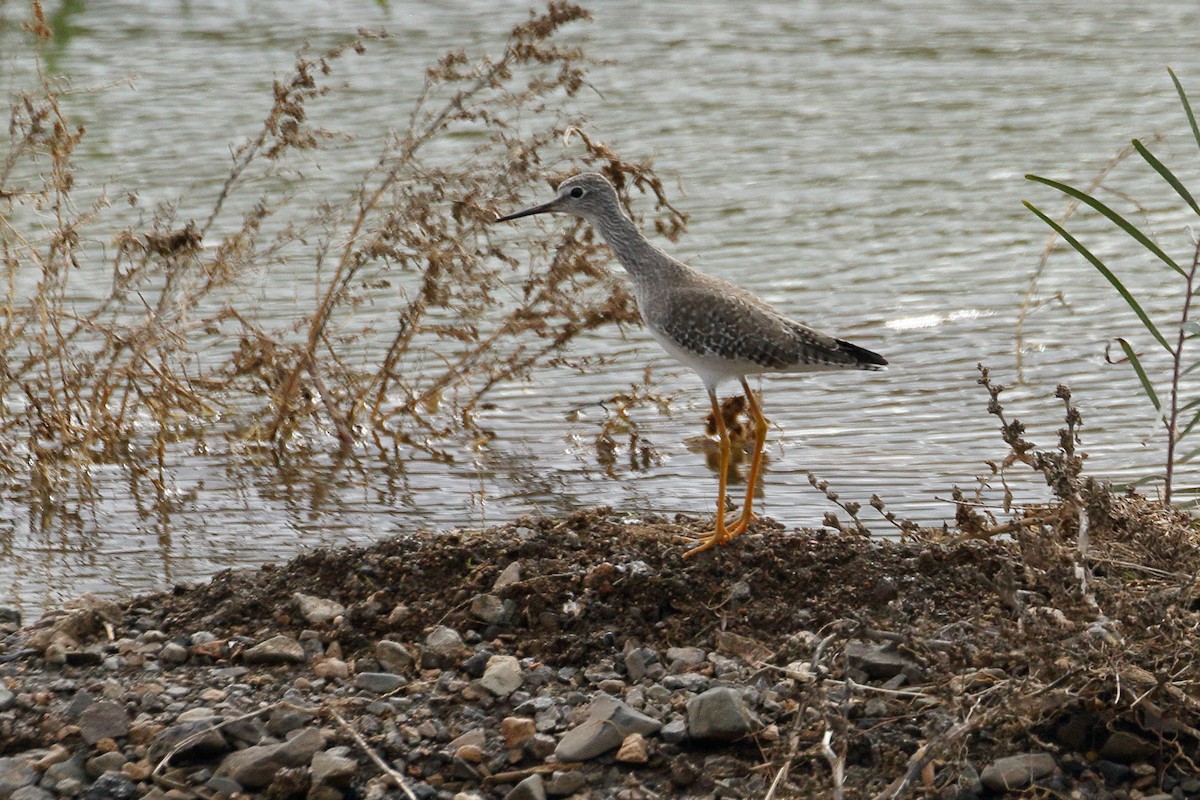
836,338,888,370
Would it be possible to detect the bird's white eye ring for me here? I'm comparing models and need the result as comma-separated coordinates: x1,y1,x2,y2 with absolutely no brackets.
569,187,585,199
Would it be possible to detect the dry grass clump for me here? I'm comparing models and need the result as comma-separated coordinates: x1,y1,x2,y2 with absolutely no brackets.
0,2,685,494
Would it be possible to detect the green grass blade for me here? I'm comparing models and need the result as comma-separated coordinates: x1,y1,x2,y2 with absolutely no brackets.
1116,337,1162,413
1025,201,1174,354
1133,139,1200,217
1026,174,1186,277
1169,68,1200,153
1178,407,1200,441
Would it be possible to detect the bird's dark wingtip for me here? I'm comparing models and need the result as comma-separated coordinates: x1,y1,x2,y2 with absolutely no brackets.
836,338,888,370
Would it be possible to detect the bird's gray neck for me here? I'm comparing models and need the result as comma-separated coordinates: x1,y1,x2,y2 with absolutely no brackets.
589,205,684,285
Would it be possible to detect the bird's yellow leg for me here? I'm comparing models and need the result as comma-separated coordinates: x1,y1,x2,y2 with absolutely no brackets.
728,378,768,538
682,389,735,556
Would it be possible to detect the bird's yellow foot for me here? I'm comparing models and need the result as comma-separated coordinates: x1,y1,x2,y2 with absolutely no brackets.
726,510,758,538
680,525,734,557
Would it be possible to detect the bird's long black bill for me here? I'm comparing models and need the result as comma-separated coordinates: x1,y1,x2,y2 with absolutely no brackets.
494,199,557,223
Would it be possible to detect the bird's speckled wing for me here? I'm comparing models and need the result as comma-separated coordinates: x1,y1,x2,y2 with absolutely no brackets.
648,285,860,371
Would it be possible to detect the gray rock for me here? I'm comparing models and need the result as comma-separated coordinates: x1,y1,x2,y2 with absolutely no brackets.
266,705,315,737
481,655,523,697
78,700,130,744
215,726,325,788
686,687,758,741
554,695,662,761
310,751,357,787
355,672,406,694
376,640,415,674
544,770,586,795
980,752,1057,791
470,594,510,625
243,634,306,665
660,719,688,744
159,642,189,663
0,687,14,712
461,650,492,678
39,754,87,792
149,721,231,764
84,752,126,778
845,641,925,682
0,758,41,800
1094,759,1131,784
504,773,546,800
0,607,20,626
493,561,522,590
177,707,220,723
292,593,345,626
80,771,137,800
66,690,95,718
662,673,710,692
1099,730,1156,763
10,787,54,800
425,626,466,656
665,646,706,668
204,774,243,798
223,715,268,745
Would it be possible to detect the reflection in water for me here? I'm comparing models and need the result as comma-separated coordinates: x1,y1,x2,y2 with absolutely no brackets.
2,0,1199,618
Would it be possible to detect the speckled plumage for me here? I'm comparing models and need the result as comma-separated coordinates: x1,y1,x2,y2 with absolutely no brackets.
497,173,885,390
495,171,886,555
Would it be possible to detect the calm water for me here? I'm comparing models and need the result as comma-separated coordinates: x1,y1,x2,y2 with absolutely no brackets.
3,0,1200,618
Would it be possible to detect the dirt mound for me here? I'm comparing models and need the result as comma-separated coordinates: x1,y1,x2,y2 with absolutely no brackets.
3,488,1199,799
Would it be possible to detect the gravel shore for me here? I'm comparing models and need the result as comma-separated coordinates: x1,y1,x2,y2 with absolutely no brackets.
2,494,1198,799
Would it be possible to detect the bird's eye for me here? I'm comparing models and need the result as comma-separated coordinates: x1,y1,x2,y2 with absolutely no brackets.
569,187,585,199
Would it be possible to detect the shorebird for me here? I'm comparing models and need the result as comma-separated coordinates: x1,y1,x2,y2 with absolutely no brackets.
495,172,886,555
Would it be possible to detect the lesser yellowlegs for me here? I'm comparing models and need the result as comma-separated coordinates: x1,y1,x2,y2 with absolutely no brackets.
495,172,886,555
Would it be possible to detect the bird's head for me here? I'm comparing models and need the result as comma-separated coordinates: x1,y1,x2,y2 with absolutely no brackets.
494,173,619,224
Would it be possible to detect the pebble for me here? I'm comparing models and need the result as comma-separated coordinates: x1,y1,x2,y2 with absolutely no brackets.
1100,731,1156,763
461,650,493,678
39,754,88,793
480,655,523,697
292,593,346,626
980,752,1057,791
159,642,189,663
355,672,407,694
665,646,706,669
0,687,14,712
544,770,586,795
501,716,537,749
470,593,510,625
10,787,55,800
312,657,350,679
310,749,357,787
660,719,688,744
0,757,40,798
376,640,416,674
424,626,468,665
493,561,522,590
242,634,306,665
616,732,650,764
80,771,138,800
214,726,325,788
845,641,925,682
504,773,547,800
686,687,758,742
78,700,130,744
85,751,127,777
555,695,662,761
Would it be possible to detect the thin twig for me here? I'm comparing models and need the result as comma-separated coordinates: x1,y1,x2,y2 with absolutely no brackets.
327,707,418,800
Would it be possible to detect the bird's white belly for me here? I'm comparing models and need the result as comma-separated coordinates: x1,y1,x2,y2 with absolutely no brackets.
644,324,760,392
